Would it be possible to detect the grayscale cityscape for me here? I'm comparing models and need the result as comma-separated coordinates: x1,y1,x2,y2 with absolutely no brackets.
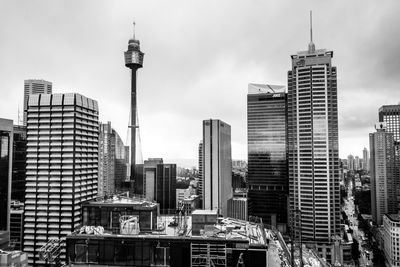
1,1,400,267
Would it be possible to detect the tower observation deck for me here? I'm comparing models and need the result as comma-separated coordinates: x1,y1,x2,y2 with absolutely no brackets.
124,23,144,183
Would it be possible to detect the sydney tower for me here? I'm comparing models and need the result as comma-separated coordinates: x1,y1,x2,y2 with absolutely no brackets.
124,24,144,183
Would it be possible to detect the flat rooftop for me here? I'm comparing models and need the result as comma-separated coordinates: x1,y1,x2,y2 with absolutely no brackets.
248,83,286,95
83,196,158,209
69,215,267,247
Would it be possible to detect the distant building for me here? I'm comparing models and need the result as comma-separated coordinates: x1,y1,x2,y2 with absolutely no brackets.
383,214,400,267
23,79,52,125
355,156,360,171
363,147,369,172
11,125,27,202
347,154,355,171
0,118,13,249
24,93,99,265
370,122,397,225
202,119,233,217
98,122,128,197
247,83,288,229
176,188,191,207
228,190,248,221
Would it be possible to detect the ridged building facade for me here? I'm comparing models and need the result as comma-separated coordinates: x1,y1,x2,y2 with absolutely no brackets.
23,93,99,265
287,42,340,261
23,79,52,126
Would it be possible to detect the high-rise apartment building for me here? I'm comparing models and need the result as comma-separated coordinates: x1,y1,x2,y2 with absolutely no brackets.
98,122,128,197
363,147,369,172
247,83,288,229
23,79,52,125
24,93,99,265
202,119,232,217
379,105,400,207
12,125,27,202
287,21,340,261
198,141,203,207
370,122,397,225
0,118,13,243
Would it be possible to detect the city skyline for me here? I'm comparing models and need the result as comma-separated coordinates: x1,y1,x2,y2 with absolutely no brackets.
1,1,400,165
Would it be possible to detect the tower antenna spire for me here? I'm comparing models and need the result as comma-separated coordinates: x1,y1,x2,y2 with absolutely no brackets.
310,10,313,43
308,10,315,53
133,21,136,39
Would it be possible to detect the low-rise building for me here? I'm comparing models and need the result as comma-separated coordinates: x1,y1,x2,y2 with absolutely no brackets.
0,250,28,267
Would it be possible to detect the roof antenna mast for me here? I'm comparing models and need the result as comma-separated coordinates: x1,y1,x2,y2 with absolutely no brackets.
308,10,315,53
133,21,136,39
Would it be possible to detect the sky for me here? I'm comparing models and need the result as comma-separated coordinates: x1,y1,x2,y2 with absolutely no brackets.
1,0,400,167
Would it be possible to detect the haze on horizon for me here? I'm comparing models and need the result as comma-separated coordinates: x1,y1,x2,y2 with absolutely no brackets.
1,0,400,167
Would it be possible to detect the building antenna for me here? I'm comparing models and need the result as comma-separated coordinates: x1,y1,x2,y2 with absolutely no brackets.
310,10,313,43
133,21,136,39
308,10,315,53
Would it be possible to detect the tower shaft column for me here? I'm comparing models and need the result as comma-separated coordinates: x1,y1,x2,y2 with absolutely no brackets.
130,68,137,181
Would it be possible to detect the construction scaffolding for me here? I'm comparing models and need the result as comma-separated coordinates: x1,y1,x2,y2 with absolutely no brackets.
191,243,227,267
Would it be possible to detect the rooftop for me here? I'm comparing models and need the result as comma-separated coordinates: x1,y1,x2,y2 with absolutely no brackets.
248,83,286,95
84,195,158,209
386,213,400,222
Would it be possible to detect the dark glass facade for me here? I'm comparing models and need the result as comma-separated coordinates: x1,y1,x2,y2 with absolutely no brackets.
156,164,176,214
0,130,11,232
247,87,288,227
12,126,26,202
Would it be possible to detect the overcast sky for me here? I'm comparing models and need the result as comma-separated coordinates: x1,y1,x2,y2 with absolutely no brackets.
1,0,400,167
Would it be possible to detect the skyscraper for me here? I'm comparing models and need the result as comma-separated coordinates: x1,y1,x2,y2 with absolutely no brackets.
202,119,232,217
287,14,340,261
247,83,288,229
124,24,144,184
370,122,397,225
0,118,13,244
354,156,360,171
363,147,369,172
379,105,400,207
23,79,52,125
98,122,128,197
24,93,99,265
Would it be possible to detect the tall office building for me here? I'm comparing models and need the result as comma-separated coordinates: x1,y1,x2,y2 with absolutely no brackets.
23,79,52,125
202,119,232,217
12,125,27,202
379,105,400,207
247,83,288,229
24,93,99,265
363,147,369,172
370,122,397,225
98,122,128,197
287,16,340,261
198,141,203,206
143,158,163,200
0,118,13,248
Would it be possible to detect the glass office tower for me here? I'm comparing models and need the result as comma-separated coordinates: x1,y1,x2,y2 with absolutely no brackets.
247,84,287,229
